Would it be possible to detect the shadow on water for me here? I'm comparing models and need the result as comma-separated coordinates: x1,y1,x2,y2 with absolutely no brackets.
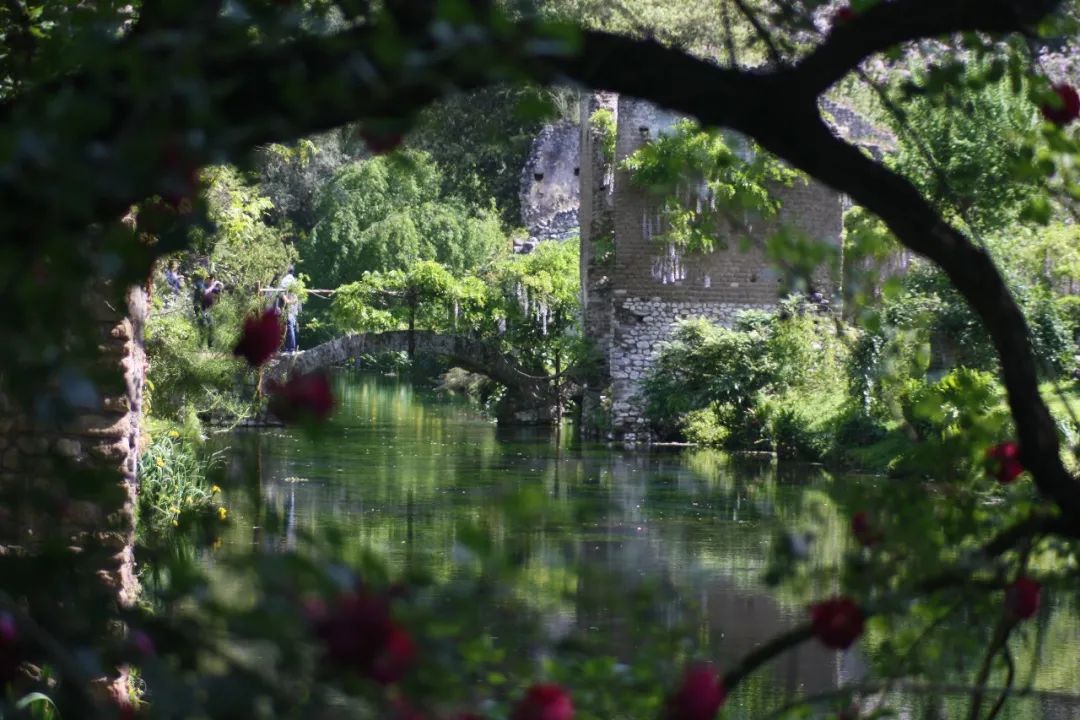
209,370,1080,720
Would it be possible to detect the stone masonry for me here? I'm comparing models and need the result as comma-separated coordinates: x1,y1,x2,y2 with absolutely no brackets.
0,284,147,607
517,120,581,253
585,95,845,439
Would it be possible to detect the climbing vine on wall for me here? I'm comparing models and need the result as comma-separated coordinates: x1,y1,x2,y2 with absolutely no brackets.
622,120,800,254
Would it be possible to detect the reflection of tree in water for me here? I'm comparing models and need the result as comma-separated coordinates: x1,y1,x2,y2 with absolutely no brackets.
211,373,1080,718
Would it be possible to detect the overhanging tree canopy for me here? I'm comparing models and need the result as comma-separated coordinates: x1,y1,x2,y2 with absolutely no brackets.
1,0,1080,714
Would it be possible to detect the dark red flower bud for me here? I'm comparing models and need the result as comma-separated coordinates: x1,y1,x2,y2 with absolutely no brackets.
160,136,201,211
369,623,416,684
233,308,283,366
666,664,726,720
301,596,329,624
361,130,404,155
1041,83,1080,126
851,511,880,547
310,590,415,683
128,629,156,658
0,611,20,684
986,441,1024,484
267,371,334,424
810,596,865,650
312,591,392,668
837,702,861,720
391,697,427,720
0,613,16,648
833,7,857,25
511,683,574,720
114,699,140,720
1005,576,1041,620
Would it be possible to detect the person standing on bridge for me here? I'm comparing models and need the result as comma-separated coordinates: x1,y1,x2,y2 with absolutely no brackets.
281,265,301,353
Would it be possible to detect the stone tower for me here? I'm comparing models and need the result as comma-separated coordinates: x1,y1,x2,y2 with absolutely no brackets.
580,94,845,440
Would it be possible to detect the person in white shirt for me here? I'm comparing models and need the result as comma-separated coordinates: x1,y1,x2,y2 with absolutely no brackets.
281,265,300,353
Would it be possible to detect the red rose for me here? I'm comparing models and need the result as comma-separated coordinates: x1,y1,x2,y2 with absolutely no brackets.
233,308,283,366
369,623,416,685
267,371,334,424
833,7,856,25
986,441,1024,484
851,511,880,547
810,597,865,650
511,684,574,720
666,664,726,720
310,591,414,683
1005,576,1041,620
1041,83,1080,126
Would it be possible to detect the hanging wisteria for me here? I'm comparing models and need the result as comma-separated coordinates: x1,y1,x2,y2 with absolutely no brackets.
513,281,556,336
650,243,687,284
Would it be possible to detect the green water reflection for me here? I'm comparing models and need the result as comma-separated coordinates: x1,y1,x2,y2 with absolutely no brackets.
212,371,1079,719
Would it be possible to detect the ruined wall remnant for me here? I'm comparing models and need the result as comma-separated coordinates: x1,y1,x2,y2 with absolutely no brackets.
582,95,845,439
0,284,147,606
578,92,618,435
518,120,581,253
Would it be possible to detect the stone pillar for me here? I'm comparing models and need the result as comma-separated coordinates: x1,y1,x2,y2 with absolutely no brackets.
0,283,147,690
578,92,617,437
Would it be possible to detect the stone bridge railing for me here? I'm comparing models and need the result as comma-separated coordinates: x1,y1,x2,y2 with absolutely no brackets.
265,331,558,425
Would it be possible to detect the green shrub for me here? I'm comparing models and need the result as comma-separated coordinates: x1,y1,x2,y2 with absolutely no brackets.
642,317,775,440
760,393,838,461
138,435,226,535
681,406,730,446
644,303,850,449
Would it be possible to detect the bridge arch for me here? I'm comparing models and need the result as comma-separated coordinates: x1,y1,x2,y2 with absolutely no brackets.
265,331,558,425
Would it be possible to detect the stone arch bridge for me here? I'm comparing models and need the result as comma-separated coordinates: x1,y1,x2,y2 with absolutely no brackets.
265,330,559,425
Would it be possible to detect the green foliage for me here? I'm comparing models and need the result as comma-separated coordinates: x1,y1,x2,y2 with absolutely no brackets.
883,261,1072,377
138,434,226,535
195,165,298,291
622,120,798,253
304,150,506,288
588,107,616,162
890,66,1041,234
144,310,257,424
331,260,488,335
643,302,848,455
495,239,582,366
330,241,583,378
409,85,561,227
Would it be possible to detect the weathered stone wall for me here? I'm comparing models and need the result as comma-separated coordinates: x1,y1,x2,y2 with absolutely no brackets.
602,96,844,438
0,285,147,606
517,120,581,252
578,92,618,434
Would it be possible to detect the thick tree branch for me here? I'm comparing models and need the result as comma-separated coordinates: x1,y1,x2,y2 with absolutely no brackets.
789,0,1065,95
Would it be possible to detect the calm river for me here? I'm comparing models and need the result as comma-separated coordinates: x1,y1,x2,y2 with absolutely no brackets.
212,371,1079,720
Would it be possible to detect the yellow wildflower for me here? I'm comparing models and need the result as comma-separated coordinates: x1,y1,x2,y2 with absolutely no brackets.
217,507,228,521
155,458,165,468
168,430,180,438
211,485,222,495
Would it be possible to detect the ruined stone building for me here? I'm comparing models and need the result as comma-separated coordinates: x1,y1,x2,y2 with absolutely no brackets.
520,93,875,439
579,94,846,438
